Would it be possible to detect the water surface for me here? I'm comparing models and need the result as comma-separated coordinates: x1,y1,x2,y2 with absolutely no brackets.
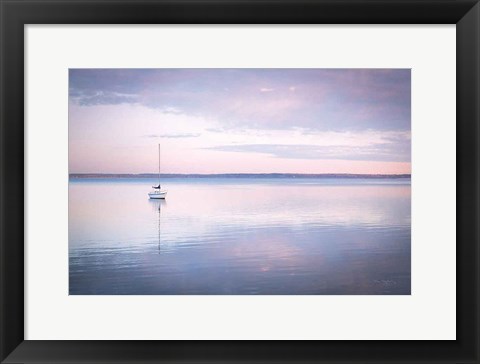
69,177,411,295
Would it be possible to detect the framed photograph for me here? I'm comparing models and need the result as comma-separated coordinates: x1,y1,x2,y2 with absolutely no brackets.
68,67,412,296
1,0,478,363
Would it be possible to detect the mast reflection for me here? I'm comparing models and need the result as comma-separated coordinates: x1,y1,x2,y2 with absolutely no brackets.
149,199,166,253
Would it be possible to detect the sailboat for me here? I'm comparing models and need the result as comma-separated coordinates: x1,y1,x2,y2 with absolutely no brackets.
148,144,167,199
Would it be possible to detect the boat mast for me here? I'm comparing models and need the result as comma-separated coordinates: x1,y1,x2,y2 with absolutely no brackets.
158,143,160,186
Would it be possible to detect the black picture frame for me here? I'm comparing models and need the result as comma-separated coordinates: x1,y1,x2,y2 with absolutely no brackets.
1,0,479,363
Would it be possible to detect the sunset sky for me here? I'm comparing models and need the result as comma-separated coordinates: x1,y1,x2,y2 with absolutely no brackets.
69,69,411,174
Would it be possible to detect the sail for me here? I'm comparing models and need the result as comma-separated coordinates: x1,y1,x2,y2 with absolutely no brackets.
152,184,161,189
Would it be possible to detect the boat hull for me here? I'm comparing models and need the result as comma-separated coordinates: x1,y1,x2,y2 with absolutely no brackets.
148,190,167,199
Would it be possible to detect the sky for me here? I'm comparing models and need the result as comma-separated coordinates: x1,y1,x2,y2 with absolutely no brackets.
69,69,411,174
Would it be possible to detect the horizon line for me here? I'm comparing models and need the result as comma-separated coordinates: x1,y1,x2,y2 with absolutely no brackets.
70,172,411,178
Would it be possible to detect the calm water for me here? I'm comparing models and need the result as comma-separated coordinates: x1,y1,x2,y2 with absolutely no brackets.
69,177,411,295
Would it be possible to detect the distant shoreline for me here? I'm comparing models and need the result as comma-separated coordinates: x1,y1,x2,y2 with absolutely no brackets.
69,173,411,179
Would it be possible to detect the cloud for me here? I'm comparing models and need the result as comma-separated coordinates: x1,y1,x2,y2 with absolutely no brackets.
143,133,201,138
205,128,224,133
159,106,182,114
205,143,409,162
69,69,411,132
70,90,139,106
